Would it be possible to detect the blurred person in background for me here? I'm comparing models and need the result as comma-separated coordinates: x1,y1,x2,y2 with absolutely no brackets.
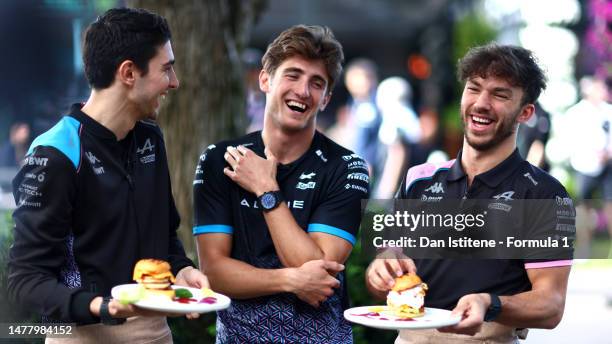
0,121,31,168
194,25,368,343
366,44,574,344
8,8,208,343
343,58,383,181
243,48,266,133
326,104,352,149
517,102,551,171
563,76,612,258
373,76,421,198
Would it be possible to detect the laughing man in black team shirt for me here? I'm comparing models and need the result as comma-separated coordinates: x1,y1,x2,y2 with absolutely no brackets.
8,8,208,343
366,44,575,343
193,26,369,343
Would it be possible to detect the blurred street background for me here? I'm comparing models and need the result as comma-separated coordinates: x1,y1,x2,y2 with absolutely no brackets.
1,0,611,343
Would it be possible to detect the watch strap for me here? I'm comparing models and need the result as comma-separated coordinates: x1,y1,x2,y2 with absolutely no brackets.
99,296,126,325
484,293,502,322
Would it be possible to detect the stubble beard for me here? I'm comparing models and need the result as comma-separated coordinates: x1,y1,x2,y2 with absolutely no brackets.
462,109,519,152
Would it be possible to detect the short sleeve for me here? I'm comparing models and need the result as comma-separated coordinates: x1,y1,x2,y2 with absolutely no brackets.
307,156,370,245
523,187,575,267
192,144,234,235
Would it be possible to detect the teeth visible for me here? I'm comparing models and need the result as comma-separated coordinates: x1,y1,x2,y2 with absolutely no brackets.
287,100,306,110
472,116,492,124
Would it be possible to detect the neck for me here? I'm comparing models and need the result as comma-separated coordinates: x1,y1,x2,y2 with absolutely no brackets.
461,135,516,186
261,119,315,165
80,88,137,140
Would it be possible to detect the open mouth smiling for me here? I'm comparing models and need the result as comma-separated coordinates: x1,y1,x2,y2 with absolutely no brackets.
286,100,308,113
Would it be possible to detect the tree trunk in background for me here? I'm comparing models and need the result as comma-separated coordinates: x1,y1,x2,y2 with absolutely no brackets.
128,0,266,258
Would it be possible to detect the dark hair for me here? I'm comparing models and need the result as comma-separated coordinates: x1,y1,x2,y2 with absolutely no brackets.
262,25,344,93
83,7,171,89
458,44,547,105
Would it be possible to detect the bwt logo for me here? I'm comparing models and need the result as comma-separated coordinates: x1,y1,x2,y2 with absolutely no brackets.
24,156,49,167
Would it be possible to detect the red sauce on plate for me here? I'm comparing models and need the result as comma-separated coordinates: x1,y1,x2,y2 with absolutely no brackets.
174,298,197,304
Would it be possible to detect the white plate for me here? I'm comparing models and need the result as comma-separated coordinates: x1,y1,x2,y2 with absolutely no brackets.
344,306,461,330
111,284,231,314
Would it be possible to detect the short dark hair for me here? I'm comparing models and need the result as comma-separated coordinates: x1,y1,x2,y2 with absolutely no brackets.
458,44,547,105
262,25,344,94
83,7,171,89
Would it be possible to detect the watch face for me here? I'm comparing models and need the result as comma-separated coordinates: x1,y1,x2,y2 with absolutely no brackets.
260,193,277,209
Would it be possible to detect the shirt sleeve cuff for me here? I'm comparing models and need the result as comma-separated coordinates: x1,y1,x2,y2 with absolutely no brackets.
307,223,357,245
70,291,100,324
524,260,573,269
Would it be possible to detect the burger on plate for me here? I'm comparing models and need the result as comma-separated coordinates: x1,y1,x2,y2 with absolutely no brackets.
386,273,428,318
133,259,176,299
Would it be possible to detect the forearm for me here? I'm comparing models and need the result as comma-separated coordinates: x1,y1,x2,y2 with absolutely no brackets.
264,204,325,267
8,268,98,323
497,290,565,329
201,255,294,299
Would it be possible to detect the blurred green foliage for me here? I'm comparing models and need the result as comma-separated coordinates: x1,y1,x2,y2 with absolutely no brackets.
442,11,497,132
0,210,43,344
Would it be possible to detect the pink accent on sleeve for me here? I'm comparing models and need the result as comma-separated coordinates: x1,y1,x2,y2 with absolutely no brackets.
404,159,456,192
524,260,573,269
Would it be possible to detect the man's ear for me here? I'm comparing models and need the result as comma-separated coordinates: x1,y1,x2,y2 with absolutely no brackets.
320,92,332,111
516,103,535,123
259,69,271,93
116,60,137,87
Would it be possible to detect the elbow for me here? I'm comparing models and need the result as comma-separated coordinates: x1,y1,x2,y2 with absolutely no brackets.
542,304,565,329
545,311,564,329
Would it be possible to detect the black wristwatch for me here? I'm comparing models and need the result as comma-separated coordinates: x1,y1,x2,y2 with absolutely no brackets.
99,296,126,325
484,293,502,322
258,190,283,212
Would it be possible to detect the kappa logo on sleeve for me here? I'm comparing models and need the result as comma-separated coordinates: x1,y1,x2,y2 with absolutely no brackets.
85,152,105,175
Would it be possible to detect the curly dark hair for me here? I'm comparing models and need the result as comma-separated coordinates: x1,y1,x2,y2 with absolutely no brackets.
458,44,547,105
262,25,344,94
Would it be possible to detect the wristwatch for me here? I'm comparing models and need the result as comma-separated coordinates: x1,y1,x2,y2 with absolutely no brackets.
484,293,502,322
99,296,126,325
258,191,283,212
